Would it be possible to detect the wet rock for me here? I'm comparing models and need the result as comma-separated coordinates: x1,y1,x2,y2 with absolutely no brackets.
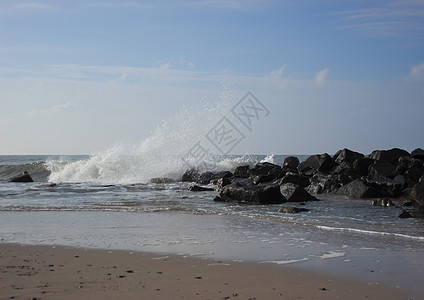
277,172,310,187
404,167,424,187
280,183,318,202
182,169,200,182
233,165,250,178
297,153,335,176
213,195,225,202
220,182,285,204
149,177,175,184
307,173,339,194
250,162,281,176
411,181,424,211
282,156,300,170
366,179,402,198
368,148,409,165
398,210,413,218
253,174,275,184
336,179,380,198
216,177,231,190
367,160,397,180
411,148,424,161
371,198,394,207
10,171,34,183
353,157,374,177
333,148,364,165
189,185,214,192
278,206,310,214
198,171,233,184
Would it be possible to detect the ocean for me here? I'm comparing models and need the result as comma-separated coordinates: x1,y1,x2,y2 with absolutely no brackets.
1,154,423,295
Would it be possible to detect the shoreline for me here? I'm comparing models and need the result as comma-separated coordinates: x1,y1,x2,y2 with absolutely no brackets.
0,243,420,299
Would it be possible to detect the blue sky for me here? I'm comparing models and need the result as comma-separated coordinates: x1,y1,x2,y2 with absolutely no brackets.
1,0,424,155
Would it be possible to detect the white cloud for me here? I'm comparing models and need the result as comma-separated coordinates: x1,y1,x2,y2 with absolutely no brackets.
409,62,424,79
29,102,79,117
314,68,329,87
183,0,270,10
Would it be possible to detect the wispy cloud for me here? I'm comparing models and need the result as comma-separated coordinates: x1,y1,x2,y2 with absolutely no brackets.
83,2,149,9
0,1,62,13
409,62,424,79
314,68,329,87
335,1,424,41
183,0,270,10
29,102,79,117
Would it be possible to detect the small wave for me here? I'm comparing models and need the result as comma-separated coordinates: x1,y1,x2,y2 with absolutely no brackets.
0,162,50,182
260,258,310,265
316,225,424,241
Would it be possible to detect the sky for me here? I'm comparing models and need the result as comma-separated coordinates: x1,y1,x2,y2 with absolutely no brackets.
1,0,424,155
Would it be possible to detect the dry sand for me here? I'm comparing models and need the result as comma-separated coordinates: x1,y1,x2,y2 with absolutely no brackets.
0,243,417,300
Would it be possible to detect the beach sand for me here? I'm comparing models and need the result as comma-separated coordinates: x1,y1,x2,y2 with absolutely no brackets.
0,243,416,300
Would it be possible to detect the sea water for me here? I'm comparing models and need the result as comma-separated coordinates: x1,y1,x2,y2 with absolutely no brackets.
0,96,423,295
0,154,423,295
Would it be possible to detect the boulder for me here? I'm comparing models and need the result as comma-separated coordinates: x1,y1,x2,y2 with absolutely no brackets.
333,148,364,165
411,148,424,161
278,206,310,214
280,183,318,202
366,179,402,198
189,185,214,192
282,156,300,170
220,182,285,204
253,174,275,184
182,169,200,182
368,148,409,165
10,171,34,183
336,179,380,198
307,173,339,194
411,181,424,211
233,165,250,178
353,157,374,176
367,160,397,180
404,167,424,187
149,177,175,184
216,177,231,190
213,195,225,202
277,172,310,187
197,171,233,184
398,210,413,218
297,153,335,175
250,162,281,176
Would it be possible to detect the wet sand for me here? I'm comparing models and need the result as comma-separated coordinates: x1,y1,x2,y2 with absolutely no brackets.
0,243,418,300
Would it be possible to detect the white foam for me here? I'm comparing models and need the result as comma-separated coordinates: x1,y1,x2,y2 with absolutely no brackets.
260,258,310,265
47,95,255,184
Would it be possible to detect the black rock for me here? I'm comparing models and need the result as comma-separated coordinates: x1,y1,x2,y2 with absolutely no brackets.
336,179,380,198
368,148,409,165
398,210,413,218
189,185,214,192
182,169,200,182
280,183,318,202
149,177,175,184
297,153,335,176
250,162,281,176
216,177,231,190
197,171,233,184
307,173,339,194
367,160,397,180
411,181,424,211
282,156,300,170
411,148,424,161
10,171,34,183
220,182,285,204
277,173,310,187
213,195,225,202
333,148,364,165
366,179,402,198
404,167,424,187
278,206,310,214
253,174,275,184
233,165,250,178
353,157,374,177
